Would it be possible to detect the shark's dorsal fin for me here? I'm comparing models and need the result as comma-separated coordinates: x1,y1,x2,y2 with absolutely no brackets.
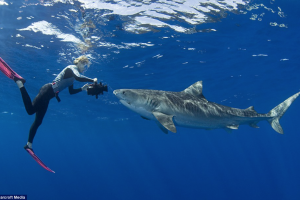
183,81,206,99
152,111,177,133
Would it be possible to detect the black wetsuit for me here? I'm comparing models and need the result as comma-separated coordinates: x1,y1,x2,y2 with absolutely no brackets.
20,66,94,143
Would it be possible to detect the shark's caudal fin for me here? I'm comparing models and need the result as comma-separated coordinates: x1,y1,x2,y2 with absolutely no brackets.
267,92,300,134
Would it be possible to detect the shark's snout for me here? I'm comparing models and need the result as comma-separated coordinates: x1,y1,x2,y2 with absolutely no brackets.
113,89,124,99
113,89,131,105
113,90,119,96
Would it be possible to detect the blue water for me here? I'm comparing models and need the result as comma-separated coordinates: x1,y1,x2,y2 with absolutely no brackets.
1,0,300,199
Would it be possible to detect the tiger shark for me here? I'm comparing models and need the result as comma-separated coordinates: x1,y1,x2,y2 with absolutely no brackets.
113,81,299,134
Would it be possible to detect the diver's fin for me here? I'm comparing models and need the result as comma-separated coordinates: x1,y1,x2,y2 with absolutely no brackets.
0,57,25,83
267,92,300,134
24,146,55,173
152,111,176,133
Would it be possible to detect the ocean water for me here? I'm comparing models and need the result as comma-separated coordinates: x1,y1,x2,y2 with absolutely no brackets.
0,0,300,199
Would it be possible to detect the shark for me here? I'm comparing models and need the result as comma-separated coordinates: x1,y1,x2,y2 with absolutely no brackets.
113,81,300,134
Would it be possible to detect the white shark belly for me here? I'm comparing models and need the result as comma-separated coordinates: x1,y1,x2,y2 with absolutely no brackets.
172,113,268,130
173,115,227,129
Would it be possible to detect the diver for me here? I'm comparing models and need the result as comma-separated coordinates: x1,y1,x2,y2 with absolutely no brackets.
13,56,97,150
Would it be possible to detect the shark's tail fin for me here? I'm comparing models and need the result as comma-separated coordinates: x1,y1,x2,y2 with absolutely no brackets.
267,92,300,134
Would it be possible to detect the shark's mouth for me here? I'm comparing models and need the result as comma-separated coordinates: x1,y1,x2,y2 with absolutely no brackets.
120,99,131,106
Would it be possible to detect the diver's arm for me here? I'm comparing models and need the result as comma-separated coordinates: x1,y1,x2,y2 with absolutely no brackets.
64,68,95,83
74,74,95,82
68,84,82,95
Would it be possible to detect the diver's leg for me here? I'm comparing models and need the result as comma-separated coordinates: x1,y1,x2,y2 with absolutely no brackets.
19,87,36,115
27,102,49,147
16,80,35,115
24,84,55,149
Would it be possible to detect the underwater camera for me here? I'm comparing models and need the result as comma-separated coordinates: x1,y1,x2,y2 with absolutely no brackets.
87,82,108,99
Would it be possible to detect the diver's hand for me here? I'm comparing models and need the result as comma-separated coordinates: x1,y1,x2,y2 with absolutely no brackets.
93,78,97,83
81,83,89,91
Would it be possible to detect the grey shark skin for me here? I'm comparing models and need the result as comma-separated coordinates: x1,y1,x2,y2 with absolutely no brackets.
113,81,300,134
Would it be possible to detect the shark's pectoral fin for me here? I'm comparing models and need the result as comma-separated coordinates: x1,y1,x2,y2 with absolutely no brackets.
156,122,168,134
152,111,177,133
